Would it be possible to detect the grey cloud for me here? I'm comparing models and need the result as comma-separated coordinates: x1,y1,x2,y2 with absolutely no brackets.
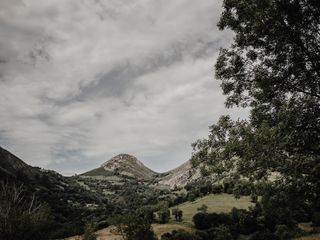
0,0,247,175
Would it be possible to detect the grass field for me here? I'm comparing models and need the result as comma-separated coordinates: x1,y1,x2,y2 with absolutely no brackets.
66,223,193,240
171,193,253,224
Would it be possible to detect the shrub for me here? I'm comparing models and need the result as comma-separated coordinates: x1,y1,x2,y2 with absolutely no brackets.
197,204,208,213
83,224,97,240
0,182,53,240
250,231,280,240
212,184,223,194
161,230,194,240
193,213,211,230
213,225,233,240
158,207,171,224
193,212,232,230
116,213,157,240
188,192,197,202
274,225,292,240
230,208,258,234
171,208,183,222
312,212,320,227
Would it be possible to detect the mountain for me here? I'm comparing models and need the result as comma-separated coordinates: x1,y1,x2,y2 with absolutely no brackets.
157,160,201,189
83,153,202,189
83,154,157,180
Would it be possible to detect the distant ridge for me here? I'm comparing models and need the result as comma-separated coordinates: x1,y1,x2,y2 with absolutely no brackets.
82,153,203,188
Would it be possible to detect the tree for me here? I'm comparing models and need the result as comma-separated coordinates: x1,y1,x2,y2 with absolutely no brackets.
158,204,171,224
83,224,97,240
172,208,183,222
193,212,210,230
0,181,52,240
161,230,194,240
197,204,208,213
213,225,233,240
192,0,320,225
136,206,156,223
115,213,156,240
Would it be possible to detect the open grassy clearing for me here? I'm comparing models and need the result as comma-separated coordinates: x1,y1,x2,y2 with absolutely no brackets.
65,223,193,240
295,234,320,240
171,193,253,224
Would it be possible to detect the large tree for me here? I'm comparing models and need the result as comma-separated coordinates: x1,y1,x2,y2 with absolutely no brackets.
192,0,320,224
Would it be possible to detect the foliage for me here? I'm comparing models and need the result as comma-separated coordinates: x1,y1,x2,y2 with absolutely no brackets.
172,208,183,222
158,202,171,224
83,224,97,240
115,213,157,240
213,225,233,240
249,231,280,240
311,212,320,227
193,212,232,230
274,224,293,240
197,204,208,213
192,0,320,233
0,182,52,240
161,230,194,240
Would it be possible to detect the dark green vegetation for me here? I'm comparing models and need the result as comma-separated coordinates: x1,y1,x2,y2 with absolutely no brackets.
0,182,52,240
0,147,114,238
190,0,320,239
115,213,157,240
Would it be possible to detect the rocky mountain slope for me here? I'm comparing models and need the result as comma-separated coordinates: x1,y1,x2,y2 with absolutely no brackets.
157,160,201,189
83,154,157,180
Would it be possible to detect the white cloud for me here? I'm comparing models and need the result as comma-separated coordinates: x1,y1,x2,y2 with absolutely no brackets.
0,0,248,175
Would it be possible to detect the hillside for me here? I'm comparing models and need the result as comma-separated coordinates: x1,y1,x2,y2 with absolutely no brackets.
157,160,201,189
0,146,113,238
0,146,37,178
170,194,253,224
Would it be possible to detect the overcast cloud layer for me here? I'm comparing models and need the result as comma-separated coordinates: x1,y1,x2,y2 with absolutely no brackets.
0,0,247,175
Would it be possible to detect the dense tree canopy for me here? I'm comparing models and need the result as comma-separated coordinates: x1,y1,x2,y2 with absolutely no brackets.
192,0,320,225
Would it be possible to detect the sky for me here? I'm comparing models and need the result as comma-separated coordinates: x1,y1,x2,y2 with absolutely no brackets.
0,0,248,175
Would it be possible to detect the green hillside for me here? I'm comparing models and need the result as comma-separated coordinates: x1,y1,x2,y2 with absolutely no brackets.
171,194,253,224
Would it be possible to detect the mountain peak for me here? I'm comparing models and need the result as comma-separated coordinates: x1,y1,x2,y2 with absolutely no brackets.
81,153,156,180
101,153,143,168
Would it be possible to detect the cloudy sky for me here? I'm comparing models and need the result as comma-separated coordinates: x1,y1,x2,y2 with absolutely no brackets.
0,0,247,175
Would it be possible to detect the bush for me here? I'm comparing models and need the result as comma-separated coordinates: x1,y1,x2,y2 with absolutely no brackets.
172,208,183,222
193,213,211,230
250,231,280,240
83,224,97,240
212,184,223,194
161,230,194,240
188,192,197,202
197,204,208,213
213,225,233,240
95,220,109,230
158,207,171,224
230,208,258,234
0,182,53,240
193,212,232,230
312,212,320,227
274,225,292,240
115,213,157,240
194,230,210,240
